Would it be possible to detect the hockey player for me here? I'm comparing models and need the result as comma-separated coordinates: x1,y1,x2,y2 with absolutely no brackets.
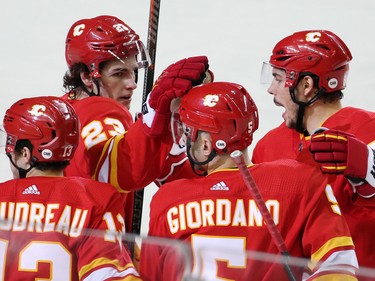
0,96,141,280
139,82,358,281
253,30,375,272
62,15,208,231
62,15,152,179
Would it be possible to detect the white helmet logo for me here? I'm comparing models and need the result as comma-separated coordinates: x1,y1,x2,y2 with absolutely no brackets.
73,24,85,37
328,78,338,89
216,140,227,150
203,95,219,107
28,105,46,117
305,32,322,43
41,149,53,159
113,23,129,32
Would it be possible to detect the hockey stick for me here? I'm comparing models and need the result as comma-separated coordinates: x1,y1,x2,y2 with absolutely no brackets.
230,150,296,281
132,0,162,237
142,0,161,105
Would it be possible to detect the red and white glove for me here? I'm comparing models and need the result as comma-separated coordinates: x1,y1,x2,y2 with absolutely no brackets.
154,144,192,187
142,56,211,137
310,128,375,197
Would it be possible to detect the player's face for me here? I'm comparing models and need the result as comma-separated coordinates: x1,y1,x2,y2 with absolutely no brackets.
267,68,299,129
99,56,138,110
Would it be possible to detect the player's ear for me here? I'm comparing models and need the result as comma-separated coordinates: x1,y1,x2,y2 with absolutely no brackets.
22,147,33,163
15,146,32,169
302,76,315,96
202,132,213,157
80,71,94,88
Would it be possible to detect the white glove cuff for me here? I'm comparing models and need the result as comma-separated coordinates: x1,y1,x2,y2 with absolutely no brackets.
365,147,375,187
142,95,156,128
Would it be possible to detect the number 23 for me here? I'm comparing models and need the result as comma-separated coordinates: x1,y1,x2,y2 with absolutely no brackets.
81,118,126,150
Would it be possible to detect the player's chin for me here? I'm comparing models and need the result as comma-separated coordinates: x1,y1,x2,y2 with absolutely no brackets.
117,97,132,109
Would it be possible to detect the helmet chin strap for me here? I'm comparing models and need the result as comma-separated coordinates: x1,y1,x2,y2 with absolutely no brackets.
80,78,101,97
186,137,217,176
91,79,101,97
289,87,325,134
6,153,38,179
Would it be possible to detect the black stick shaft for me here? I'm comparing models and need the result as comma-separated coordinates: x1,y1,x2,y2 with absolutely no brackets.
142,0,161,104
132,0,162,238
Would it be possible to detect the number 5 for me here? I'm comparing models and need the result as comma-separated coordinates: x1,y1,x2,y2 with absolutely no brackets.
191,234,246,281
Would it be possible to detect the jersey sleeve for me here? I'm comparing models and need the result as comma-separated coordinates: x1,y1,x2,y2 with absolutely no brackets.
64,97,133,178
154,143,199,187
77,181,141,280
94,118,173,192
299,171,358,279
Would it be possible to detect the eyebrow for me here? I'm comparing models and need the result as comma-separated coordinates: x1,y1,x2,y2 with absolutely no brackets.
272,72,283,78
106,67,130,74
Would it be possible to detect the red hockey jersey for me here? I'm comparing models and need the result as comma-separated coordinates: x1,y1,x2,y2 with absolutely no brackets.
252,106,375,269
61,94,175,232
140,159,357,281
0,176,140,281
61,94,139,231
61,94,133,179
62,94,197,190
252,121,305,163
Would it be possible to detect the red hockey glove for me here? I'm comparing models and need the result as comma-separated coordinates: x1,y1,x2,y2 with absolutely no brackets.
142,56,211,137
310,128,375,192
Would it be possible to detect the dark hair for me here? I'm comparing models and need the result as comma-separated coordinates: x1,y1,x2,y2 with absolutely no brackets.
62,62,90,93
321,90,344,103
14,139,70,171
62,62,110,98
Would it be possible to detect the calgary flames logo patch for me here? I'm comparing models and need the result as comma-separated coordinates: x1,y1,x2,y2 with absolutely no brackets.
203,94,219,107
28,104,46,117
305,31,321,43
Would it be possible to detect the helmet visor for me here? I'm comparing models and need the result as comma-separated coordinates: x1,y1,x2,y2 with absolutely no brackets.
171,111,186,148
0,127,7,153
260,62,274,86
0,130,16,154
260,62,291,88
115,40,151,69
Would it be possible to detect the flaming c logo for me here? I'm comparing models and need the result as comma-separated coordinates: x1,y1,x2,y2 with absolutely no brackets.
73,24,85,37
28,105,46,117
306,32,322,43
203,94,219,107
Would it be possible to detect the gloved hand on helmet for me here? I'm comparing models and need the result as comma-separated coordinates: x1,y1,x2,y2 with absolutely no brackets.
142,56,212,137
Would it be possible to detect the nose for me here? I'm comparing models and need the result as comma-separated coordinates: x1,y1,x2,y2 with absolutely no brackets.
267,83,275,96
128,78,137,90
125,73,137,90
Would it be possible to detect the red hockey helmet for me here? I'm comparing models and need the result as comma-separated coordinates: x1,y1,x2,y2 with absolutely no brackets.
179,82,259,154
65,15,151,78
3,96,79,162
267,30,352,92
